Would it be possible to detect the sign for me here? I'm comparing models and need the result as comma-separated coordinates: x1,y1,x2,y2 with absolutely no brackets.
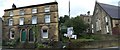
71,35,77,39
67,27,73,37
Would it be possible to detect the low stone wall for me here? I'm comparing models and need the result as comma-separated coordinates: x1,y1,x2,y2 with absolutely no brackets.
69,40,119,48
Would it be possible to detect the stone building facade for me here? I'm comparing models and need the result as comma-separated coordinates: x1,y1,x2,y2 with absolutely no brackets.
2,2,59,48
0,18,2,47
91,2,120,35
80,11,92,33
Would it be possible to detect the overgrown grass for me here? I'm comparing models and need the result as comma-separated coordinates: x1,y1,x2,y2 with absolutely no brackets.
61,34,119,48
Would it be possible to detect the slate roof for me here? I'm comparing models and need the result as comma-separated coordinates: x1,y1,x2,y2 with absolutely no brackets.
98,2,120,19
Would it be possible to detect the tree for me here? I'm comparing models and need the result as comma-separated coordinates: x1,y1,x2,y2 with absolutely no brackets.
59,15,70,41
64,16,88,35
59,15,70,33
59,15,70,25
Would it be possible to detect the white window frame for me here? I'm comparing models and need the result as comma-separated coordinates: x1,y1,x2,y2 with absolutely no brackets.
45,15,50,23
9,11,13,16
32,16,37,24
19,9,24,15
9,18,13,26
105,16,108,22
92,24,93,28
41,29,48,38
10,30,14,39
92,29,94,33
19,17,24,25
32,7,37,14
106,25,109,33
45,5,50,12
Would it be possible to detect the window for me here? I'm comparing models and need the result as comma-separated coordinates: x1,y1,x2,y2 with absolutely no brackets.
32,7,37,13
32,16,37,24
45,5,50,12
19,17,24,25
9,18,13,26
96,20,99,31
92,24,93,28
42,30,48,38
45,15,50,23
96,19,101,31
10,30,14,39
98,19,101,30
88,19,89,22
9,11,13,16
92,30,94,33
105,16,108,22
19,9,24,15
106,25,109,33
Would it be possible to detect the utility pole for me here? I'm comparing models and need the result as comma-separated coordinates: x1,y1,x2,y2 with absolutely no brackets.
55,0,56,2
69,0,70,18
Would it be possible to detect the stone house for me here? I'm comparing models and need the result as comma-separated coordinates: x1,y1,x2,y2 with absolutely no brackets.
80,11,92,33
2,2,59,48
91,2,120,35
0,17,2,46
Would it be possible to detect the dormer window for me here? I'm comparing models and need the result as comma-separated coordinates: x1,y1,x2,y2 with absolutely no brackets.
19,9,24,16
9,11,13,16
45,5,50,12
32,15,37,24
32,7,37,14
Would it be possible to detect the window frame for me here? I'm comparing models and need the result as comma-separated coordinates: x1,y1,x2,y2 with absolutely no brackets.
106,25,109,33
10,29,14,39
44,5,50,12
92,24,93,28
9,11,14,16
32,15,37,24
41,29,48,38
105,16,108,22
44,15,50,23
19,17,24,25
19,9,25,16
32,7,37,14
9,18,13,26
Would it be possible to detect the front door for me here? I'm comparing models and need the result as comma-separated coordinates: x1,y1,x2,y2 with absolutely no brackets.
29,29,34,42
21,29,26,42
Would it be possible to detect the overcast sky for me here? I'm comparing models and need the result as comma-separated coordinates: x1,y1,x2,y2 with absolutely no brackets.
0,0,120,17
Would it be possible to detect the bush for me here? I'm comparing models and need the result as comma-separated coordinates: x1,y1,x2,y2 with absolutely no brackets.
37,43,46,48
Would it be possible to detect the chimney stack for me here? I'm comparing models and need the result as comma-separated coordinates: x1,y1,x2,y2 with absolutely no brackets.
87,11,90,15
12,3,16,9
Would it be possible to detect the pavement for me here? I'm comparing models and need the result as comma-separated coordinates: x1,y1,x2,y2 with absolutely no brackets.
91,47,120,50
1,47,120,50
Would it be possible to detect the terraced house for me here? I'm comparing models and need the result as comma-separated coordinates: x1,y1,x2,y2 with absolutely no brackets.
91,2,120,35
2,2,59,48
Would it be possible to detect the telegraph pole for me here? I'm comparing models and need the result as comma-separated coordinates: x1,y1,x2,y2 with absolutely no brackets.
68,0,70,18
